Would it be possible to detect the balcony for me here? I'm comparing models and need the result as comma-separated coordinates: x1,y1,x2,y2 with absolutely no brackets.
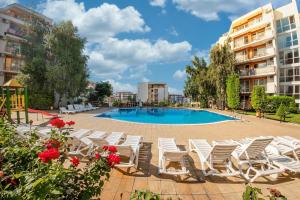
231,15,273,38
239,66,275,78
0,14,26,26
235,47,275,64
240,87,250,93
233,30,274,51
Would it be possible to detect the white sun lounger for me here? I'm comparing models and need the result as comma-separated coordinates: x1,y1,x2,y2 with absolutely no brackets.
88,103,99,110
68,136,94,157
189,139,239,177
115,135,143,168
88,132,124,148
68,129,93,139
59,107,76,114
158,138,189,175
266,145,300,173
232,136,283,183
16,125,52,138
272,136,300,160
68,105,80,113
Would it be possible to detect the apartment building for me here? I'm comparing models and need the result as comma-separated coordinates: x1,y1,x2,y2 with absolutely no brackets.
0,4,52,85
137,82,168,103
112,92,136,103
169,94,184,104
218,0,300,109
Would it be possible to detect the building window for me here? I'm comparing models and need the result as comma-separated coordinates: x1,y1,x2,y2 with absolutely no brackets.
279,48,299,65
276,16,296,33
278,31,298,49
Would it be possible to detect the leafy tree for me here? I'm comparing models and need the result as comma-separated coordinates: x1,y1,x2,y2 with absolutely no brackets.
45,21,89,104
209,43,235,109
251,86,267,117
276,103,288,122
226,73,240,111
94,81,113,103
184,56,215,108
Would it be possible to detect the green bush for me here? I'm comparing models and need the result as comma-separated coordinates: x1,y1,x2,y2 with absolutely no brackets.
158,101,169,107
130,190,161,200
29,94,54,110
251,86,267,114
266,96,298,113
276,103,288,122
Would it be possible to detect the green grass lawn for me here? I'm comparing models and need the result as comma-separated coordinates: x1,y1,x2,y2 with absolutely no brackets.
236,110,300,124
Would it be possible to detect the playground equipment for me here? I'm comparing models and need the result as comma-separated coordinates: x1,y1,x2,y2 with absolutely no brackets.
0,79,29,124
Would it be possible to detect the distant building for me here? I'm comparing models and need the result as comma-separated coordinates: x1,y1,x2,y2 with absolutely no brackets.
112,91,136,102
169,94,184,104
0,4,52,85
137,82,168,103
87,81,96,90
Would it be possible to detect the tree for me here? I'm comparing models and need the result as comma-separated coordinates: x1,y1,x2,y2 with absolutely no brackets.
276,103,288,122
209,43,235,109
45,21,89,103
226,74,240,111
184,56,215,108
94,81,113,103
251,86,267,117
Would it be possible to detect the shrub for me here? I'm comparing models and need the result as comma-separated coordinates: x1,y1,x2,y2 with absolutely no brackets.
158,101,169,107
266,96,298,113
130,190,161,200
251,86,267,115
226,73,240,111
29,93,54,110
276,103,288,122
0,119,118,199
242,185,287,200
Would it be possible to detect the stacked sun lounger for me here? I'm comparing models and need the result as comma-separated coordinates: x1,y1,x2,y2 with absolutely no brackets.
60,103,99,114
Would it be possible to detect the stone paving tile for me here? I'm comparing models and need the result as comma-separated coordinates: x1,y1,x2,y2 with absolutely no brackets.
161,180,177,195
132,179,149,191
100,191,116,200
174,182,192,195
148,180,161,194
188,183,206,195
222,193,242,200
113,192,131,200
177,194,194,200
207,194,225,200
117,178,134,193
192,194,210,200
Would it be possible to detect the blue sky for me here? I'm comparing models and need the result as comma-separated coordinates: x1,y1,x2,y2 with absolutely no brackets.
1,0,295,94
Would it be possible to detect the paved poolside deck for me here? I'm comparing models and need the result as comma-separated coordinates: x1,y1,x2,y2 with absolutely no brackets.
27,108,300,199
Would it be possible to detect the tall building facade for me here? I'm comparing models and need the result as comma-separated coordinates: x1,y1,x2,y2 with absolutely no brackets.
0,4,52,85
137,82,168,103
218,0,300,109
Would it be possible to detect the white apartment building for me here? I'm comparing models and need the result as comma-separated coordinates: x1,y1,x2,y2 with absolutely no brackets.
218,0,300,109
112,91,136,102
137,82,168,103
0,4,52,84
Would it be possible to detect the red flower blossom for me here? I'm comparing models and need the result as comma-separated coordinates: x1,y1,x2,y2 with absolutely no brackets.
38,148,60,163
70,156,80,167
102,145,108,151
45,139,60,149
108,146,117,153
50,118,65,129
0,171,4,177
107,153,120,167
66,121,75,126
95,153,100,160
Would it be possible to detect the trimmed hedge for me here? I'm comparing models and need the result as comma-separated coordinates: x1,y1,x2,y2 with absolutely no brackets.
266,96,298,113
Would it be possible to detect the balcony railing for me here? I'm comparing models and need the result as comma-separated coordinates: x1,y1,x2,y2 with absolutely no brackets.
240,87,250,93
234,30,273,49
232,15,272,37
235,48,275,63
239,66,275,77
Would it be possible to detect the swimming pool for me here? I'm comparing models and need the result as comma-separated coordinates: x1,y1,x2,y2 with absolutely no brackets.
96,108,236,125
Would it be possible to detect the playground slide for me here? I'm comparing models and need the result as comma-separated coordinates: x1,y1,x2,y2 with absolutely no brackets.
28,108,59,118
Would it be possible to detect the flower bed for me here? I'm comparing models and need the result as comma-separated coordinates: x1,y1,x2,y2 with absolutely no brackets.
0,118,120,199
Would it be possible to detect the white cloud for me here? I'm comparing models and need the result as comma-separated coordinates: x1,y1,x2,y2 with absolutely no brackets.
194,49,210,62
0,0,17,7
150,0,166,7
40,0,150,41
107,79,136,93
169,26,179,37
88,38,192,80
172,0,269,21
169,87,182,95
173,69,186,80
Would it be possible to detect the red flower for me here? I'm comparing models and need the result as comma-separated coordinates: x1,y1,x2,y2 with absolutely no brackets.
107,153,120,167
45,139,60,149
95,153,100,160
66,121,75,126
102,145,108,151
70,156,80,167
108,146,117,153
38,148,60,163
50,118,65,129
0,171,4,177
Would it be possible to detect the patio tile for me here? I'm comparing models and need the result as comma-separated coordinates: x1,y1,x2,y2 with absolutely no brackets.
177,194,194,200
192,194,210,200
117,178,134,192
161,180,176,195
189,183,206,195
207,194,225,200
113,191,131,200
174,182,192,195
148,180,161,194
133,179,149,191
100,191,116,200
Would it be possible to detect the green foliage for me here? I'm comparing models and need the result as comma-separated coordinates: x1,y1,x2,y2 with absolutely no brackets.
226,74,240,110
276,103,288,122
251,86,267,113
113,99,121,107
29,93,54,110
93,81,113,103
209,43,235,109
184,56,214,108
266,96,298,113
158,101,169,107
130,190,161,200
0,119,112,199
243,185,264,200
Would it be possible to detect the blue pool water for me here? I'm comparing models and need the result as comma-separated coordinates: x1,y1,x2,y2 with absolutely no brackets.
96,108,236,125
